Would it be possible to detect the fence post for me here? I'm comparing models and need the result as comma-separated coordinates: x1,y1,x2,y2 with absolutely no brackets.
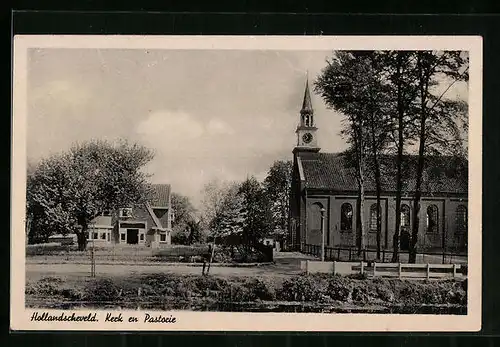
382,249,385,262
453,264,457,278
360,261,364,275
349,247,352,261
363,248,366,262
398,263,402,279
442,251,445,264
373,262,377,277
337,247,341,260
426,263,430,280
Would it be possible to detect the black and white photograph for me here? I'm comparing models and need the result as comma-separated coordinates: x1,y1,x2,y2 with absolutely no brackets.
11,36,482,331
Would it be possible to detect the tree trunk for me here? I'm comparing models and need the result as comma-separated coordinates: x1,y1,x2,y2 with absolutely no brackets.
392,142,403,262
391,54,405,263
373,154,382,260
409,56,428,264
369,113,383,260
76,220,89,251
356,127,366,257
76,230,87,251
409,152,425,263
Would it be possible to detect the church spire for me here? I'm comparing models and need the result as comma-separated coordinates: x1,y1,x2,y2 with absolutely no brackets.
293,73,320,155
300,74,313,115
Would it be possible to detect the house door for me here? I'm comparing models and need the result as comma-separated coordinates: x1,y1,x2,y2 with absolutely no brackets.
126,229,139,244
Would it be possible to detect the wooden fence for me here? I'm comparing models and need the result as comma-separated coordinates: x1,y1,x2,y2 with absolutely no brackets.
301,243,467,265
303,260,466,280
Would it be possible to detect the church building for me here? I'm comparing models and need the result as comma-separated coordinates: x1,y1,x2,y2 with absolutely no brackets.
288,79,468,254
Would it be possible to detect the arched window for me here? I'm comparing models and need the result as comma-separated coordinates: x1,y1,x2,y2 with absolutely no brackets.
340,203,353,232
426,205,439,234
401,204,410,228
455,205,467,235
369,203,380,232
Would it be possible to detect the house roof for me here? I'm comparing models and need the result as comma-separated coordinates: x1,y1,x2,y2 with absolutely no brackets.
298,152,468,195
148,184,171,208
145,202,166,230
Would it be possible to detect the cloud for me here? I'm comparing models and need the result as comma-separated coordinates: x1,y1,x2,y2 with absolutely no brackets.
136,110,205,141
206,118,234,135
31,80,91,108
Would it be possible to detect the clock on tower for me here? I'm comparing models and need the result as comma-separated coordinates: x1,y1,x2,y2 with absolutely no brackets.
293,76,320,155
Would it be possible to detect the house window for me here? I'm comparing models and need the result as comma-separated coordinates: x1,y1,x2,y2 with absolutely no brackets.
140,233,144,241
86,232,90,240
93,232,98,239
426,205,439,233
456,205,467,235
340,203,353,232
100,232,106,240
401,204,411,228
120,208,132,218
369,204,380,232
120,233,126,241
160,233,166,242
107,232,110,241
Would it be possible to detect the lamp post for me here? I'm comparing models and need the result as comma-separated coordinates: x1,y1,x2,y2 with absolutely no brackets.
320,207,326,262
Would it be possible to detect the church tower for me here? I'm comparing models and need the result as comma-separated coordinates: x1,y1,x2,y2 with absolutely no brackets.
293,76,320,155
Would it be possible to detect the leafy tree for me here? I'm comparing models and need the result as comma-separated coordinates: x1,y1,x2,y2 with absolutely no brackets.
263,160,292,246
170,193,199,244
407,51,468,263
315,51,391,256
378,51,420,261
26,139,154,250
238,177,274,245
201,180,244,239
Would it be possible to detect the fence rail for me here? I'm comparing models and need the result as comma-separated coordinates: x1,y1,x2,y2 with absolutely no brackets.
303,260,466,280
300,243,467,265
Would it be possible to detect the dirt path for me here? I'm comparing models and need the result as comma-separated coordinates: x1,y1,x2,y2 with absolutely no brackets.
26,253,314,281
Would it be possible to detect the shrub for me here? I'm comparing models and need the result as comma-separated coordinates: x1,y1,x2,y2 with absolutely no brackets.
212,247,234,263
278,275,328,302
244,278,276,301
461,279,467,292
171,230,190,245
419,285,443,304
219,282,253,302
84,278,122,302
191,275,228,294
373,280,395,303
327,276,352,301
60,287,85,300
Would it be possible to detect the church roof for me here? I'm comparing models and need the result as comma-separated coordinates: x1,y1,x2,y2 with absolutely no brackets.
301,79,314,114
298,152,468,195
148,184,171,208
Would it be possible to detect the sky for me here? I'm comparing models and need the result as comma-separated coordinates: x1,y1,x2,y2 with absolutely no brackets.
27,48,468,207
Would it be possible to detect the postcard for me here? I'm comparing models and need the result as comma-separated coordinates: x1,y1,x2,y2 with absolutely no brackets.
11,35,482,331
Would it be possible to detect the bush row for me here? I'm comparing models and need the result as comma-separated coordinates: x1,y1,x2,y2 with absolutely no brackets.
26,274,467,306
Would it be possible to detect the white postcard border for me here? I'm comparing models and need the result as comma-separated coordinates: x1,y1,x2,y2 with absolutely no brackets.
11,35,483,332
